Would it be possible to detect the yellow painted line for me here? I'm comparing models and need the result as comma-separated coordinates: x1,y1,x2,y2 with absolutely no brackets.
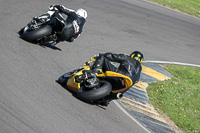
133,81,148,92
119,99,159,116
135,81,148,88
132,85,146,91
141,65,171,81
120,101,165,123
122,97,152,109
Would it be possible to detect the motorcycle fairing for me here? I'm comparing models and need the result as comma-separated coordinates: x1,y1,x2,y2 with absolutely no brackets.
67,66,133,93
98,71,133,93
67,66,90,93
67,56,133,94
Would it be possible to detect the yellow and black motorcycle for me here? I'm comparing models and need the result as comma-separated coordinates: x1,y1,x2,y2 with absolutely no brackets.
57,57,133,106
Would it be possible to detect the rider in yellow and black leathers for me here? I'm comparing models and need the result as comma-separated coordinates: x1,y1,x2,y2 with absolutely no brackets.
91,51,143,87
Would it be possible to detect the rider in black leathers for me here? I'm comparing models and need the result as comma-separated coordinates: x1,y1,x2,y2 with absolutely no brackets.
90,51,144,87
36,4,87,43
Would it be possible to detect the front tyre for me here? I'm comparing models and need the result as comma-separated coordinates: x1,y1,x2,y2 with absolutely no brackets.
21,25,52,42
76,80,112,102
57,72,71,86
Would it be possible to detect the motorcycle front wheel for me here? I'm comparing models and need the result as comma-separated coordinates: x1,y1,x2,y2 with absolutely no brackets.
76,80,112,102
57,72,71,86
21,25,52,42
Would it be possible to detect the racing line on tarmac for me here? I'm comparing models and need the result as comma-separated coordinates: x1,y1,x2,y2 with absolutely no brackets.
114,61,200,133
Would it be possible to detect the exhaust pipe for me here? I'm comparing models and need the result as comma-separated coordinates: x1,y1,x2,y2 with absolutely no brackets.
117,93,123,99
106,93,123,100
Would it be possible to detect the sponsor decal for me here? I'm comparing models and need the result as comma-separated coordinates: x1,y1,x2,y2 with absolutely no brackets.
72,20,79,34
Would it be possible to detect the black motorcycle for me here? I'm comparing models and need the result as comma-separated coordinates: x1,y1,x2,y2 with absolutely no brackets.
19,10,66,45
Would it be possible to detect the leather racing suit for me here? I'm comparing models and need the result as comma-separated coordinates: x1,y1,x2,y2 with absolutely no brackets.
52,5,86,42
92,53,142,85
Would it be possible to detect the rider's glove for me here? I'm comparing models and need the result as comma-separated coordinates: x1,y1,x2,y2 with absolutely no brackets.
49,5,59,11
99,53,105,57
93,53,102,59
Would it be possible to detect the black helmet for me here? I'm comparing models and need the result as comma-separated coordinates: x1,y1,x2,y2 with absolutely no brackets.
130,51,144,63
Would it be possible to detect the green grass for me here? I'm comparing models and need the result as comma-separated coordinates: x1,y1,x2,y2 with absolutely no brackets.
148,0,200,18
147,65,200,133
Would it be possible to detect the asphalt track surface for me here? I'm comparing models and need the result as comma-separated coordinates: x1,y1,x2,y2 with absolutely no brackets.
0,0,200,133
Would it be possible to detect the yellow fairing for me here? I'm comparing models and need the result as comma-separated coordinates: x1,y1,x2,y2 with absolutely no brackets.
98,71,133,93
67,74,80,93
67,58,133,94
67,65,91,93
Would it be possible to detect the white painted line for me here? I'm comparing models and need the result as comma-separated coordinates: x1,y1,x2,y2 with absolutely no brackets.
143,61,200,68
113,100,151,133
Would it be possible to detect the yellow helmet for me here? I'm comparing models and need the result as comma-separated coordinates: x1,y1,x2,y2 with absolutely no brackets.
130,51,144,63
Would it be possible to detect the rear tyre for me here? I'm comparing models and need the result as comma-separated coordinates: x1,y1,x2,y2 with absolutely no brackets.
76,80,112,102
21,25,52,42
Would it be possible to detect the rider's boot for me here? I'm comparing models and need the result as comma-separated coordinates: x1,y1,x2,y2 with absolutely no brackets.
95,99,110,106
100,100,110,106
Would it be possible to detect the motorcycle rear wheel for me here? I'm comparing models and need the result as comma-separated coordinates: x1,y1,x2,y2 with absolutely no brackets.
76,80,112,102
21,25,52,42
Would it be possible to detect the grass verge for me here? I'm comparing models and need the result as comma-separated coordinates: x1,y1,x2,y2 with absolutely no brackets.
148,0,200,18
147,65,200,133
